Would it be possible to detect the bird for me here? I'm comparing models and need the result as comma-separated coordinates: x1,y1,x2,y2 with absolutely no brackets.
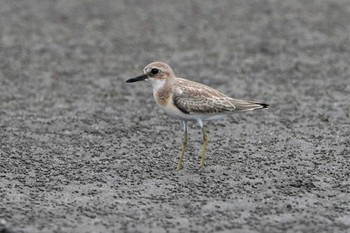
126,62,268,170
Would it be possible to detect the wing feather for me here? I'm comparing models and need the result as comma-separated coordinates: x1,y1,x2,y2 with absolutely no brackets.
173,78,236,114
173,78,267,114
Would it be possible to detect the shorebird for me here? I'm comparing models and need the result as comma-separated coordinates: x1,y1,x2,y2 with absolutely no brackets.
126,62,268,170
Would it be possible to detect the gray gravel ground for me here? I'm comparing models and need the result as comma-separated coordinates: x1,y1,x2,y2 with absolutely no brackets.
1,0,350,232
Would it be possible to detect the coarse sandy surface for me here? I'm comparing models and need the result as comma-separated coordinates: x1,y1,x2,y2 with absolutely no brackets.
1,0,350,232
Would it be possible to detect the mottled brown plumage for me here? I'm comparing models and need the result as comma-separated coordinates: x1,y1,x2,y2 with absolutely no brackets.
173,78,265,115
156,83,171,106
126,61,268,170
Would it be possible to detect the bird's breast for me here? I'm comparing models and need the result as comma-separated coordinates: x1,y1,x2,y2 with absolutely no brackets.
153,83,173,106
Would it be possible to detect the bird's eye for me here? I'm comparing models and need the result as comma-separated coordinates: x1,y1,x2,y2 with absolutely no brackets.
151,68,160,75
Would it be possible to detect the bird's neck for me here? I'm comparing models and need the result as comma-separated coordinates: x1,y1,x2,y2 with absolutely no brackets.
153,78,174,106
152,76,174,92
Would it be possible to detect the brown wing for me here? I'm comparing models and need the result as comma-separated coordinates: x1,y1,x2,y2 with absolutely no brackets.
173,96,237,114
173,78,268,114
173,78,236,114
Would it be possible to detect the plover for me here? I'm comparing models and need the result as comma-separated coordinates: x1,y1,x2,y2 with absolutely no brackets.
126,62,268,170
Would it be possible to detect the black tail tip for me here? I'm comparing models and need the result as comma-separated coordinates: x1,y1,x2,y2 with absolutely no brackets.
259,103,269,109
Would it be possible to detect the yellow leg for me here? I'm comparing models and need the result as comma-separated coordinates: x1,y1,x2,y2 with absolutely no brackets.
177,121,188,171
199,128,209,168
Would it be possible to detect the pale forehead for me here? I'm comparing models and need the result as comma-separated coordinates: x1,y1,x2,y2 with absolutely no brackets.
144,62,172,72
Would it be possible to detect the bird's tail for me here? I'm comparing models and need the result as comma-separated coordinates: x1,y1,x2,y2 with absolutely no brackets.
229,98,269,112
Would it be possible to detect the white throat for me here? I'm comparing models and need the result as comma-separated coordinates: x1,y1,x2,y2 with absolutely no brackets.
150,79,166,92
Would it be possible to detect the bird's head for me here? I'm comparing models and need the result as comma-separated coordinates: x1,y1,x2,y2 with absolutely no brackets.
126,62,175,89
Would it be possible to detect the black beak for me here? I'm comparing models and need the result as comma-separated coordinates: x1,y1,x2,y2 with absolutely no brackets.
126,74,148,83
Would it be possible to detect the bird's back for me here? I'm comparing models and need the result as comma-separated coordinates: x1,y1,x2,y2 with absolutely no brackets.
173,78,267,115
